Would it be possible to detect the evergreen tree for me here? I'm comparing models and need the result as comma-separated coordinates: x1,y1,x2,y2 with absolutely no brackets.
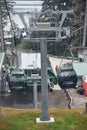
0,0,13,28
67,0,86,48
41,0,86,56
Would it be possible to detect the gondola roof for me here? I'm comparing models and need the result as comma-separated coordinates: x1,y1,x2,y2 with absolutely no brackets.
73,62,87,77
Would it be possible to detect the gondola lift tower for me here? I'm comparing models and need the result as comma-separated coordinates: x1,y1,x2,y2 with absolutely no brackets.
12,0,73,123
29,10,73,123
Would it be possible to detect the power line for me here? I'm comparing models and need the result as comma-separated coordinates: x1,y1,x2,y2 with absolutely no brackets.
72,25,87,34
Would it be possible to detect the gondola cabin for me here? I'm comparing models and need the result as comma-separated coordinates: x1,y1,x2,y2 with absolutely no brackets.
57,64,77,89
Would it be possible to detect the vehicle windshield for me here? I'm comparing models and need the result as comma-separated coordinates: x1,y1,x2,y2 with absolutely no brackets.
11,74,25,78
60,69,75,77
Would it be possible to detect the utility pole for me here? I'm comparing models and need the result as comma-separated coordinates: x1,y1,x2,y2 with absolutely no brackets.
82,0,87,47
0,3,4,52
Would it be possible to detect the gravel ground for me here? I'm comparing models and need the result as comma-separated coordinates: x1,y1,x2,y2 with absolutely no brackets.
0,87,87,109
0,89,69,109
67,88,87,108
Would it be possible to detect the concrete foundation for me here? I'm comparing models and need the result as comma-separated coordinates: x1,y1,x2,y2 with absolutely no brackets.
36,117,55,123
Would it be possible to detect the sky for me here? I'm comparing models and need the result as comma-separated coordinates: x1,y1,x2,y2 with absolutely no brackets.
12,0,43,28
4,0,43,38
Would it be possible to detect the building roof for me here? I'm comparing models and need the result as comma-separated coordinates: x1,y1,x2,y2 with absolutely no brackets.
71,46,87,50
19,53,41,69
73,62,87,76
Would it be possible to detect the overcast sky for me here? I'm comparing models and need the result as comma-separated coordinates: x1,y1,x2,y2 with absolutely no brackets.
12,0,42,28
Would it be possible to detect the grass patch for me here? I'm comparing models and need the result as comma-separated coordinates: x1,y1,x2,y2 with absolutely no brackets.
0,108,87,130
